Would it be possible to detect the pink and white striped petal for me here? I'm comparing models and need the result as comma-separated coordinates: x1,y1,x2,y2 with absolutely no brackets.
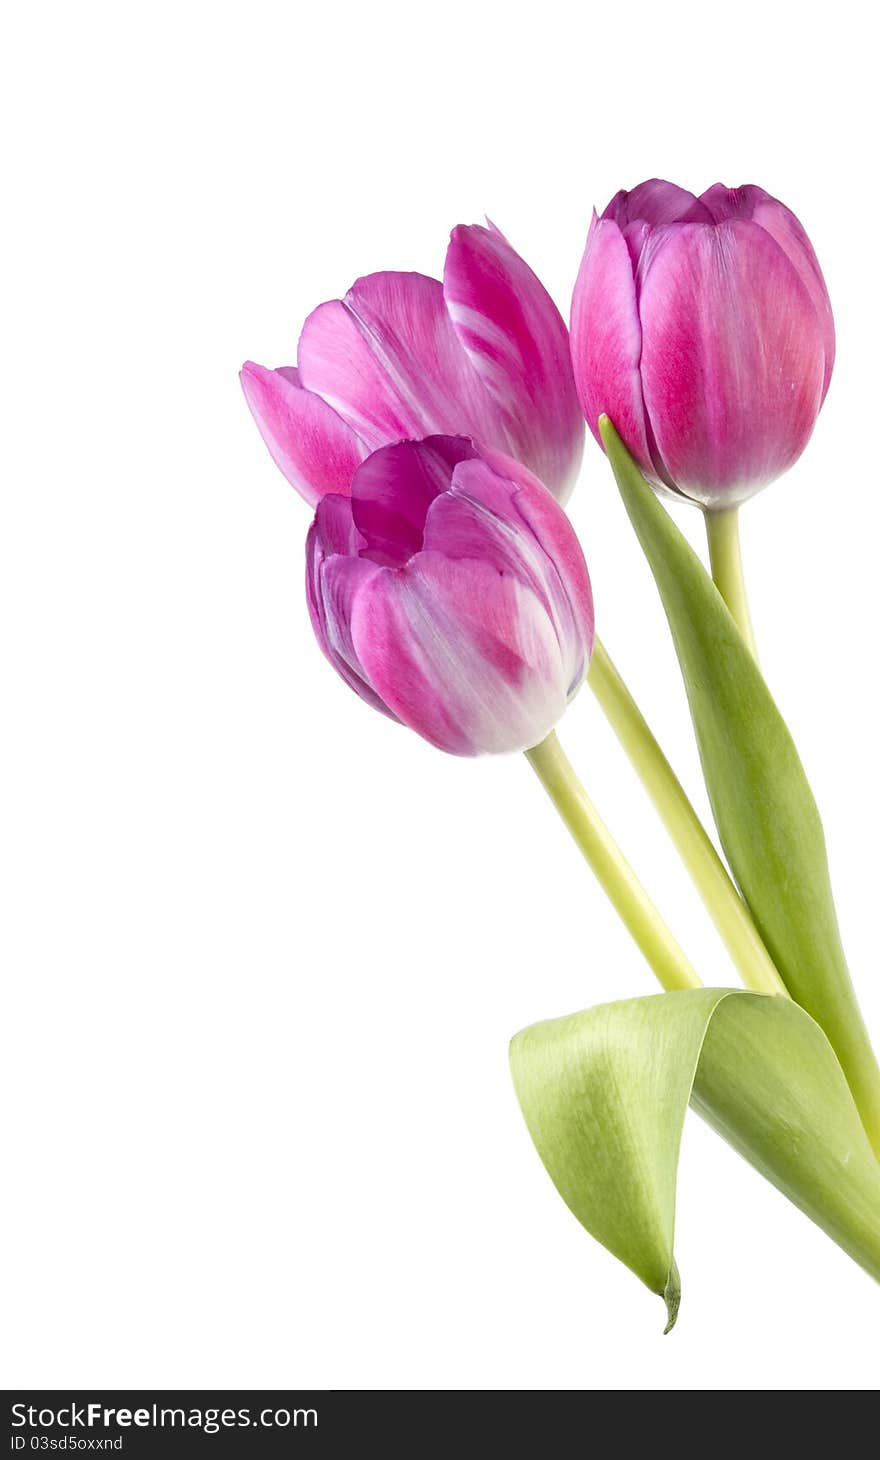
443,224,584,501
240,362,366,507
297,272,497,452
350,550,573,756
306,496,395,717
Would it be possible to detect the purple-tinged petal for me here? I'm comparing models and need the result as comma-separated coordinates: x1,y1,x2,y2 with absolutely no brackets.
570,216,657,481
423,451,594,675
421,457,546,584
748,201,835,400
484,453,595,662
308,489,363,559
306,496,395,718
620,219,652,270
638,219,827,506
351,551,572,756
601,188,630,223
240,362,366,507
698,182,773,222
443,224,584,502
699,184,835,396
603,179,713,228
297,272,497,451
350,436,477,567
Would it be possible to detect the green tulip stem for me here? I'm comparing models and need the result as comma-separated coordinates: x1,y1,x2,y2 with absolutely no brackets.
705,507,759,661
588,638,788,998
526,731,703,994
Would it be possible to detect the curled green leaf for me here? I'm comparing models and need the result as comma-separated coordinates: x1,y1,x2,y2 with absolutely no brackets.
510,990,880,1330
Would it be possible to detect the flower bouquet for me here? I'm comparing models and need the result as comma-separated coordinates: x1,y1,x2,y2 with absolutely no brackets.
241,181,880,1329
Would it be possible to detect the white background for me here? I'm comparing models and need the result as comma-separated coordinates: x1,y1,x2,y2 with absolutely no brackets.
3,0,878,1392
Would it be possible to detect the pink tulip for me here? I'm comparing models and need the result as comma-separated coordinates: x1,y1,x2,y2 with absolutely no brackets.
306,436,594,755
241,223,584,508
571,180,835,508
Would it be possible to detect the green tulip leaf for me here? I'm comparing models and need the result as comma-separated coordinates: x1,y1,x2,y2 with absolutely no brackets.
510,988,726,1330
599,417,880,1151
510,989,880,1330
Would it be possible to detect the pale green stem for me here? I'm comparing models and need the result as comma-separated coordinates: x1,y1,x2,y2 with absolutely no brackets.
526,731,703,994
588,638,788,998
705,508,759,661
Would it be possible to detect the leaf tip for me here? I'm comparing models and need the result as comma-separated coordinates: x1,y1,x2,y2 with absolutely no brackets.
662,1260,681,1335
597,415,635,486
597,413,616,449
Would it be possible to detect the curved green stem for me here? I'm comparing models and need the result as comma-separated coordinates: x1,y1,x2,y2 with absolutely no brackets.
526,731,702,994
705,508,759,661
588,638,787,998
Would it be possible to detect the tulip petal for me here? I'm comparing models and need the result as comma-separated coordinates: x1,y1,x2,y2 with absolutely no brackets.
306,496,395,717
620,220,652,269
297,272,497,452
603,179,713,228
240,362,366,507
570,217,657,480
443,224,584,501
638,220,826,505
698,182,769,223
489,453,595,660
308,489,362,558
700,185,834,396
752,204,834,397
423,452,594,677
350,436,476,567
351,551,571,756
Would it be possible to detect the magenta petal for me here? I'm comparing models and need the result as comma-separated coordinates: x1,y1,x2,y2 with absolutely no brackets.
297,272,496,451
421,457,538,581
351,551,572,756
603,179,713,227
749,200,835,399
443,224,584,502
350,436,476,566
698,182,772,222
240,362,366,507
306,498,395,718
308,490,362,558
423,453,594,666
570,217,656,479
491,455,596,661
638,220,827,505
699,184,835,396
620,219,652,269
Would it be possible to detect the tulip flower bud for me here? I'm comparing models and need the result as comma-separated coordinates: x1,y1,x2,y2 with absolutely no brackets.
241,223,584,508
306,436,594,755
571,180,834,508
